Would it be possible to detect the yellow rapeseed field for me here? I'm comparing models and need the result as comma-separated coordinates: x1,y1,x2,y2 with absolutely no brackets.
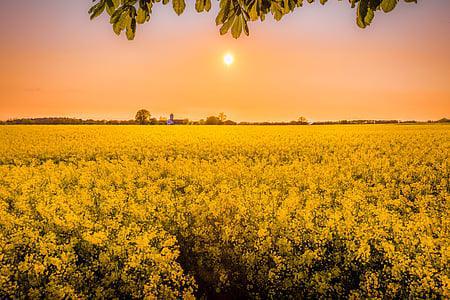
0,125,448,299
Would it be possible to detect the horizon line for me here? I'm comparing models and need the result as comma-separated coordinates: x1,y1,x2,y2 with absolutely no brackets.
1,115,449,123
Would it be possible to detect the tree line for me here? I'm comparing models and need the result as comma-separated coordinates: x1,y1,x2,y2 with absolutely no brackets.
1,115,448,126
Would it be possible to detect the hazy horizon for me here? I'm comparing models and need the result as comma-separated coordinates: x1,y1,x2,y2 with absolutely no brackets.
1,114,448,123
1,1,449,122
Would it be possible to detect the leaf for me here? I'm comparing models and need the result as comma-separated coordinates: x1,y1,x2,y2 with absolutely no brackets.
129,6,137,18
89,1,106,20
126,18,137,40
249,0,259,21
221,0,232,24
216,10,225,25
116,11,129,32
136,8,147,24
195,0,205,12
220,14,235,35
106,0,116,16
357,0,369,27
271,2,283,21
243,19,249,36
231,15,243,39
283,0,290,13
110,7,123,24
381,0,397,13
113,21,122,35
216,0,233,25
196,0,212,12
173,0,186,15
204,0,212,11
364,7,374,25
356,16,366,29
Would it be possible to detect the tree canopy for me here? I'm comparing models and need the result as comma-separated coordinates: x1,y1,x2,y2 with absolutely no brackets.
135,109,151,124
89,0,418,40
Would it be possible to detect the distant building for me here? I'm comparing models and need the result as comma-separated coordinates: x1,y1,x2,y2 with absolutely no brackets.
167,113,175,125
167,113,189,125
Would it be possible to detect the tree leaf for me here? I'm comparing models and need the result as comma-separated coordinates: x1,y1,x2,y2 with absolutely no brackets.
220,14,235,35
173,0,186,15
126,18,136,40
204,0,212,12
249,0,259,21
381,0,397,13
106,0,116,16
357,0,369,27
117,11,129,32
364,7,374,25
195,0,205,12
243,19,249,36
136,8,147,24
231,15,243,39
216,0,234,25
89,1,106,20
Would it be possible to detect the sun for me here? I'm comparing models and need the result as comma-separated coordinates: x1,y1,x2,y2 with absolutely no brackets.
223,53,234,66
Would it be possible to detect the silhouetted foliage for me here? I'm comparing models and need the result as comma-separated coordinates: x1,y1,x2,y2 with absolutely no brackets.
312,119,400,125
436,118,450,123
135,109,151,124
205,116,221,125
223,120,237,125
298,116,308,124
2,118,137,125
218,112,227,122
1,117,447,126
89,0,419,40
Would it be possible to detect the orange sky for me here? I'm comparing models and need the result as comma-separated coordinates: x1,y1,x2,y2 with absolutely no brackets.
0,1,449,122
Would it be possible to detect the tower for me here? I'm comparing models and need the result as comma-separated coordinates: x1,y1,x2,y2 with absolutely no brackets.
167,113,174,125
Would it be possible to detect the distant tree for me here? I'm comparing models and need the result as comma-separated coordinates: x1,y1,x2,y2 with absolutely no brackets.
3,117,137,125
218,112,227,122
205,116,221,125
298,116,308,124
89,0,419,40
135,109,151,125
436,118,450,123
224,120,236,125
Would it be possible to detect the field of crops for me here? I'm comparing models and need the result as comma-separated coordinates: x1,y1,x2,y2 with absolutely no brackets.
0,125,448,298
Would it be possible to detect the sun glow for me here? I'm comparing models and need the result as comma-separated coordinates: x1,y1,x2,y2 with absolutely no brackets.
223,53,234,66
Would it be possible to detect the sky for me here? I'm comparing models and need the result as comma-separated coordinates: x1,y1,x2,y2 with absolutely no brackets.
0,1,449,122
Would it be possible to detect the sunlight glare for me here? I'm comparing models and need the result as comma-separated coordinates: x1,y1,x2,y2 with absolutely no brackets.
224,53,234,66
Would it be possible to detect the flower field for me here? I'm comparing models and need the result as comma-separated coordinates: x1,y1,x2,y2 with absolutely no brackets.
0,125,448,299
